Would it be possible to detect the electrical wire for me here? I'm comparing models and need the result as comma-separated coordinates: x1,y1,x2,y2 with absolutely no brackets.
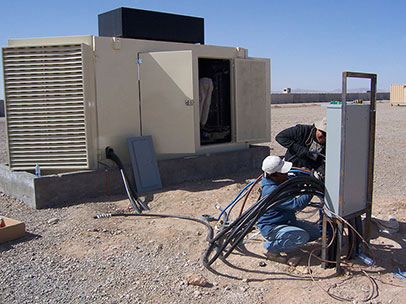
308,266,377,302
305,204,378,302
216,180,255,221
292,166,311,174
231,168,312,221
237,174,263,217
95,175,325,269
324,207,376,263
203,175,325,267
94,170,378,301
94,212,214,242
393,267,406,280
105,147,149,213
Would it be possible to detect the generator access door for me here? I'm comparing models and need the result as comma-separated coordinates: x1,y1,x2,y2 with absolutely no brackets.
139,50,196,154
235,58,270,143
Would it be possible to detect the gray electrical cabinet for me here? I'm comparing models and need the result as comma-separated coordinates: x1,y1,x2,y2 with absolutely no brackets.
324,103,371,218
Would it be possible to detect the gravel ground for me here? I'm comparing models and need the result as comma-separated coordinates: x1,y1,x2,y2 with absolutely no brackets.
1,102,406,304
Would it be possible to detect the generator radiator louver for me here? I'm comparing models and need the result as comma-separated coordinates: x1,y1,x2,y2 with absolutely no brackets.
2,44,90,171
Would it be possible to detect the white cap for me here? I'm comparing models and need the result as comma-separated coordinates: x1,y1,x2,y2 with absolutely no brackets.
315,117,327,133
262,156,292,175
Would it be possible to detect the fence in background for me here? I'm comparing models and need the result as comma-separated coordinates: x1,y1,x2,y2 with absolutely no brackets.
271,92,389,104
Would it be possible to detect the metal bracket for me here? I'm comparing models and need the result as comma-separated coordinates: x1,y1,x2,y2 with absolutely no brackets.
185,99,194,106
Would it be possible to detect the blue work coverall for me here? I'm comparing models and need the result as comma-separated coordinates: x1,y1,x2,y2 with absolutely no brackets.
257,176,320,253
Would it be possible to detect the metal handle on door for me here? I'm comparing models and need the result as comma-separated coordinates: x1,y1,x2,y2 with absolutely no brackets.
185,99,194,106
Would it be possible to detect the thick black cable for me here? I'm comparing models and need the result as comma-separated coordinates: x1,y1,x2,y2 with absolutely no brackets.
230,178,324,236
94,212,214,242
211,181,323,248
203,175,325,267
94,174,325,268
105,147,149,212
211,176,322,242
213,188,325,264
119,169,142,213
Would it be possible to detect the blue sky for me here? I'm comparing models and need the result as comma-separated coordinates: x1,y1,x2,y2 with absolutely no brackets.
1,0,404,98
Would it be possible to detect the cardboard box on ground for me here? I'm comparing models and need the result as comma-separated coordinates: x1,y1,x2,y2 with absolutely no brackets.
0,216,25,243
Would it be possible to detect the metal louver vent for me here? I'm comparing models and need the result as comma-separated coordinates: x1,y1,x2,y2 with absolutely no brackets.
3,44,89,171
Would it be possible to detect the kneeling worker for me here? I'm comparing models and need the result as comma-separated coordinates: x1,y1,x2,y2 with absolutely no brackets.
257,155,320,264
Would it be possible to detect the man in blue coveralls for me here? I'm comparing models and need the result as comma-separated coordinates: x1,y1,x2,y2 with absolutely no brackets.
257,155,320,265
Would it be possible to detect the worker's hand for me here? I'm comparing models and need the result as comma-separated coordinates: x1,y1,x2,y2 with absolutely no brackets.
311,169,324,181
296,145,309,157
306,150,318,161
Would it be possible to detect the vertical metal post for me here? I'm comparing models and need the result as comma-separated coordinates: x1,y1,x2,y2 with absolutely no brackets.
335,72,349,273
336,221,343,273
340,72,348,224
365,75,377,243
321,214,328,269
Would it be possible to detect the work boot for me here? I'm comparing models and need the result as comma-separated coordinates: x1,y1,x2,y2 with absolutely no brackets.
263,251,287,264
287,255,301,267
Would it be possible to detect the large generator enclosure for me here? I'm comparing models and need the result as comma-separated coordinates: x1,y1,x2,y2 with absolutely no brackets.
390,84,406,106
2,35,270,172
324,104,371,217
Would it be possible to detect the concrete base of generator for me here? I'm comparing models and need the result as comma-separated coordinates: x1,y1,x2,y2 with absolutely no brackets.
0,145,269,209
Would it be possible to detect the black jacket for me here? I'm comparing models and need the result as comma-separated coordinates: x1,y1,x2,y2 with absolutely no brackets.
275,124,325,171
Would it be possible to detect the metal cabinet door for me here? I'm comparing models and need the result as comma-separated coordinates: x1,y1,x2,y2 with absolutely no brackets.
139,50,196,154
235,58,270,143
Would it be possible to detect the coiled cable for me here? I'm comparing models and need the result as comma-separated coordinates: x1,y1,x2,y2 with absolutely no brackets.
203,175,325,267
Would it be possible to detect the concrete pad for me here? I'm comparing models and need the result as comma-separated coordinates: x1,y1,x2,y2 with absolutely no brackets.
0,145,269,209
0,164,35,207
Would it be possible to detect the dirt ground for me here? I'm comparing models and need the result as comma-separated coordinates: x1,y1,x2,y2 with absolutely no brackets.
1,101,406,303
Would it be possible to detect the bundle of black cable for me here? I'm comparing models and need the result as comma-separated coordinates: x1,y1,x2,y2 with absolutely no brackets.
202,175,325,268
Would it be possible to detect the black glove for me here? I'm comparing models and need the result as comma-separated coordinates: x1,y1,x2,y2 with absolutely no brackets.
311,169,323,181
306,150,318,161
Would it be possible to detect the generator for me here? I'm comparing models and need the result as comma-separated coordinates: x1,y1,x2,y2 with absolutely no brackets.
2,35,270,172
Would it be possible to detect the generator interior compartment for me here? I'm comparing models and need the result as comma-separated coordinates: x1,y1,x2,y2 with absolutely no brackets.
198,58,231,145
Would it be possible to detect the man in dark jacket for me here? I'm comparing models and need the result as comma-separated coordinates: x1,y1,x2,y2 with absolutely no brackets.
275,118,326,172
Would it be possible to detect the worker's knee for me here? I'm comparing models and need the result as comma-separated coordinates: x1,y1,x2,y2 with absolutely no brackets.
264,227,310,253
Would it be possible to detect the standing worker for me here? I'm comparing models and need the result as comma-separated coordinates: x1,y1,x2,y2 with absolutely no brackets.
275,118,327,173
257,155,320,265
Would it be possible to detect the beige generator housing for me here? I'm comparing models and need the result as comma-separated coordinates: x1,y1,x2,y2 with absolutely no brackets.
2,35,270,172
390,84,406,106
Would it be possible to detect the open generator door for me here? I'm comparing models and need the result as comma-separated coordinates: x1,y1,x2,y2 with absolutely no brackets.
235,58,270,143
139,50,196,154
